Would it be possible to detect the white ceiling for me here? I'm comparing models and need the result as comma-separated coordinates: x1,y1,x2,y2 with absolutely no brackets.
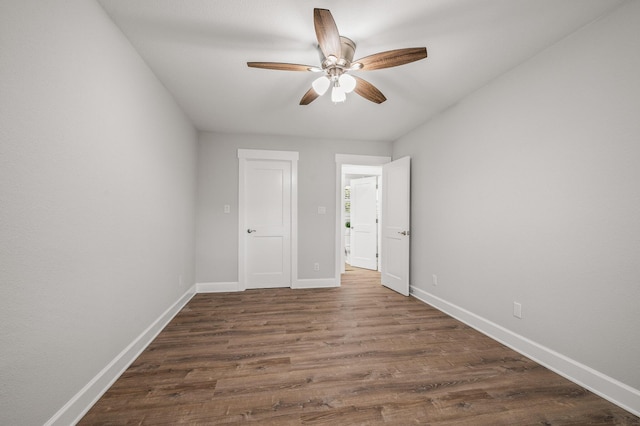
98,0,623,142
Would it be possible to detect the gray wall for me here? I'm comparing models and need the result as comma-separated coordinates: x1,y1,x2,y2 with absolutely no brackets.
393,0,640,392
196,132,392,283
0,1,197,424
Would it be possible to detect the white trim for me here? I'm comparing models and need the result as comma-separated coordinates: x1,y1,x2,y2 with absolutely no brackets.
238,149,298,291
335,154,391,280
238,155,247,291
291,156,298,289
293,278,340,289
195,279,342,292
196,281,240,293
335,154,390,166
45,286,197,426
410,285,640,417
238,149,299,161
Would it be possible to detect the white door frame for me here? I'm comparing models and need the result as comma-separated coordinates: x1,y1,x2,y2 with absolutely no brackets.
239,149,298,290
334,154,391,282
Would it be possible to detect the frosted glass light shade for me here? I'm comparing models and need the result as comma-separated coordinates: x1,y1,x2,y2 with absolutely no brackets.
312,76,330,95
339,74,356,93
331,85,346,103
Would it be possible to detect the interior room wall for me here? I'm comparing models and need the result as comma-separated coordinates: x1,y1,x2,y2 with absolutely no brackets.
196,132,392,284
393,0,640,411
0,1,198,424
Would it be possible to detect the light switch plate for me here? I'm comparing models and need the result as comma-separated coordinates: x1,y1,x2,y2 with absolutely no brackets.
513,302,522,319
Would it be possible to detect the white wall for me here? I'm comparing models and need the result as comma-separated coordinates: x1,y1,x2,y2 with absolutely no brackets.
0,1,197,424
196,132,391,283
393,0,640,412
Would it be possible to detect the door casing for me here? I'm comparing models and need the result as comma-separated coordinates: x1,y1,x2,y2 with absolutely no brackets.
335,154,391,281
238,149,298,290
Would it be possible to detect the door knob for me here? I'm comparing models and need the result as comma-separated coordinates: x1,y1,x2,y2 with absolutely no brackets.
247,229,256,233
398,230,410,236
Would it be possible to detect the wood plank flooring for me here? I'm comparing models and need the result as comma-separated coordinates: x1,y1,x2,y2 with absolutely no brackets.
80,266,639,425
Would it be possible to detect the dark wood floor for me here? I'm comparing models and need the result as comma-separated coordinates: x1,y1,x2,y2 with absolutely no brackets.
80,266,639,425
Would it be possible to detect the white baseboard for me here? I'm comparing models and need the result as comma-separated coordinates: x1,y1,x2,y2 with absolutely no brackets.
196,281,240,292
45,285,197,426
196,279,340,292
410,285,640,417
293,277,339,289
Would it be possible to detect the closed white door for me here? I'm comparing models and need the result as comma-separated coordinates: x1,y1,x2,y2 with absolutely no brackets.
381,156,411,296
350,176,378,270
241,159,291,289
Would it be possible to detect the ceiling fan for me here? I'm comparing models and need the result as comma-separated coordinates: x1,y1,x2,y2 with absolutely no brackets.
247,8,427,105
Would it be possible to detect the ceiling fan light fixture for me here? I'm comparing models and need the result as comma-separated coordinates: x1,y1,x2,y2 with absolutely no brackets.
331,84,346,103
339,73,356,93
312,76,330,95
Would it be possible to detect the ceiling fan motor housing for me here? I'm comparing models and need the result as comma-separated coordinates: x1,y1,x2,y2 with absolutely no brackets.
320,36,356,75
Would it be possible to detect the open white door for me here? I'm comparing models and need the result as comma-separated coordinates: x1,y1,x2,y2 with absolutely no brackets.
350,176,378,270
381,156,410,296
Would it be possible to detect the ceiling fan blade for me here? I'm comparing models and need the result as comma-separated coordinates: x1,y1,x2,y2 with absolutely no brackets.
314,8,342,60
353,76,387,104
353,47,427,71
300,87,320,105
247,62,318,72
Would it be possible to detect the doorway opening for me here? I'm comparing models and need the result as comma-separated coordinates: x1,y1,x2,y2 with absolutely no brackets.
342,167,381,272
341,264,383,288
334,154,391,280
335,154,412,296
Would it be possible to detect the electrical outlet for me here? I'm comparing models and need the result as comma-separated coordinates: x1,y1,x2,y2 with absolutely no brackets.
313,262,320,271
432,274,438,286
223,205,230,214
513,302,522,319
